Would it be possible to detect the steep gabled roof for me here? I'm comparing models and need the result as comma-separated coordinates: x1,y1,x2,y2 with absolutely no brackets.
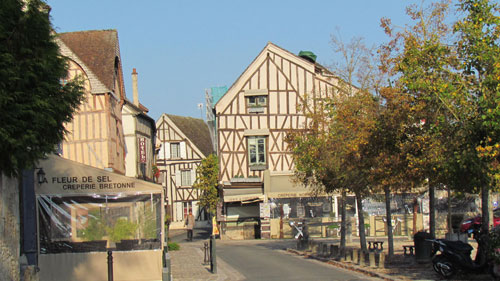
215,42,338,113
166,114,213,158
58,29,121,94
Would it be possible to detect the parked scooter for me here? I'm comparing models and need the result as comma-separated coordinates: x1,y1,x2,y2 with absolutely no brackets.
429,227,488,279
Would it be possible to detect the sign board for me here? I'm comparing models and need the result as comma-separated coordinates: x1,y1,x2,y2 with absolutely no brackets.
139,138,147,163
259,203,271,218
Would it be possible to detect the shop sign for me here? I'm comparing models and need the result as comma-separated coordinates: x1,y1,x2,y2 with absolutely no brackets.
139,138,147,163
49,175,136,191
259,203,271,218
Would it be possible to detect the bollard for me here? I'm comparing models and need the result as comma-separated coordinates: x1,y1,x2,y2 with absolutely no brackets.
352,249,359,264
369,252,376,268
345,249,352,263
359,251,365,267
210,235,217,274
204,242,210,265
379,252,385,268
163,252,171,281
107,251,114,281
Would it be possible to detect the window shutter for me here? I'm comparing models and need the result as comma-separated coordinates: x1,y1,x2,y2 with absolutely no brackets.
180,142,186,159
165,142,171,159
157,143,165,160
190,169,196,186
175,170,181,186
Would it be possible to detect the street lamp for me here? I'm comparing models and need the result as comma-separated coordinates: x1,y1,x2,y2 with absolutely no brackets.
37,168,46,184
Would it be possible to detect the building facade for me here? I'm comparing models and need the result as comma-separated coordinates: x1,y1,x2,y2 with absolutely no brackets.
214,43,341,239
56,30,127,174
156,114,213,228
122,68,156,181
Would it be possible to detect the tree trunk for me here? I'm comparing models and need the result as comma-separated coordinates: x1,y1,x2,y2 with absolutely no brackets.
355,192,367,252
384,186,394,257
340,190,346,248
481,185,490,234
447,188,452,234
429,183,436,238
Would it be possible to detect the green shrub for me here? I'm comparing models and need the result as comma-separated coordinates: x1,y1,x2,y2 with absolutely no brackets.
168,242,180,251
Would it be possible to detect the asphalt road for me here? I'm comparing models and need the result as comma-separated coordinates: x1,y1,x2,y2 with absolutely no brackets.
216,240,382,281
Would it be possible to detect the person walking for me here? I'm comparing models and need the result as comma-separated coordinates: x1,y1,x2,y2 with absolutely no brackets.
185,210,195,241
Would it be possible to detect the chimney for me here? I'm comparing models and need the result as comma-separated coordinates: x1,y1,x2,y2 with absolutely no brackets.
132,68,139,107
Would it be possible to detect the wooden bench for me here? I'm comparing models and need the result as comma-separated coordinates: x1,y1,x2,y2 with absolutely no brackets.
403,245,415,256
368,241,384,252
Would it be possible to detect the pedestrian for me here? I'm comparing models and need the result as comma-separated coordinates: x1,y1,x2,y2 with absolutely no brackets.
185,210,195,241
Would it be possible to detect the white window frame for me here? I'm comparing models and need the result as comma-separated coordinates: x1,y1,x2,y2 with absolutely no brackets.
170,143,180,159
181,170,192,186
248,136,266,166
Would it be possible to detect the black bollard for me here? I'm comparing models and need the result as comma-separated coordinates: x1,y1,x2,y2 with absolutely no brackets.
107,250,114,281
210,235,217,273
204,242,210,265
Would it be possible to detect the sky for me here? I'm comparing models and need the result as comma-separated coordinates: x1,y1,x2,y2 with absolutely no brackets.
46,0,455,121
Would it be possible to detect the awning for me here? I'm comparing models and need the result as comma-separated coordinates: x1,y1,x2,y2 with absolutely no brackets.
223,194,264,203
36,155,162,196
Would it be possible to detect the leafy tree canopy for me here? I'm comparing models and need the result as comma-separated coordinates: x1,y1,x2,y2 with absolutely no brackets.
0,0,84,176
193,154,219,215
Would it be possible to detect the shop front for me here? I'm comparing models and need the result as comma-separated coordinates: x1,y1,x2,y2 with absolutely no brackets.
36,155,164,281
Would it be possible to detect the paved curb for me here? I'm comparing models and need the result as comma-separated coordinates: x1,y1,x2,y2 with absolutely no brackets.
286,248,399,281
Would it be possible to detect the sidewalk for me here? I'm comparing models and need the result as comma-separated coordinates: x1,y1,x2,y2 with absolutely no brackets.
290,237,494,281
168,239,245,281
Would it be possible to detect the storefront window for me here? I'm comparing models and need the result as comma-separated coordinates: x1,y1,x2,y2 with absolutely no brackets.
38,193,162,254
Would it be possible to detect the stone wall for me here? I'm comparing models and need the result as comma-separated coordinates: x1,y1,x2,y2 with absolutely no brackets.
0,173,20,281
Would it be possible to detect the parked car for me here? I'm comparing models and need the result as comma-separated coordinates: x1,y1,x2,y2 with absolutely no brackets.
460,208,500,233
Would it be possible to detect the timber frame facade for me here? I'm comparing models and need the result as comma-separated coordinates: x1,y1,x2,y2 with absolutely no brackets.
214,42,341,239
56,30,127,174
156,114,213,227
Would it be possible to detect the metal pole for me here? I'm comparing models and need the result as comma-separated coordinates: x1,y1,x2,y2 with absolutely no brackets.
204,242,209,265
107,251,114,281
210,235,217,273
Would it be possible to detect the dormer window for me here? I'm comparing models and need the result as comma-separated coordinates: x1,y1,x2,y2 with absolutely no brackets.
245,89,268,114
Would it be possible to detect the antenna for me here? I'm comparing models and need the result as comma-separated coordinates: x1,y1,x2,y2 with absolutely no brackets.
197,103,203,120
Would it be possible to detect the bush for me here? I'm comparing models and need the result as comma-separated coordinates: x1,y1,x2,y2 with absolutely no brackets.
168,242,180,251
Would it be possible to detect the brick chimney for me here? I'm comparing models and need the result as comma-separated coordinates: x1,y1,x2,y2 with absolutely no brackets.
132,68,139,107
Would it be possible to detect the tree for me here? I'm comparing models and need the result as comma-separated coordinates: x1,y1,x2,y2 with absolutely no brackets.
287,34,378,252
0,0,84,176
454,0,500,237
381,0,463,238
193,154,219,216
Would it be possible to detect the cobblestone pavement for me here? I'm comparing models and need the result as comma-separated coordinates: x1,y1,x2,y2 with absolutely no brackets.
168,238,245,281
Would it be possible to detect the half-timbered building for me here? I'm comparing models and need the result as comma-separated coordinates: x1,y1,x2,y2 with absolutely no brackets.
214,42,340,239
122,68,156,181
56,30,127,174
156,114,213,228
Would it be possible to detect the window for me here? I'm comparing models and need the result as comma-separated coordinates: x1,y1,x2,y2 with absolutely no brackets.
248,136,266,166
183,201,192,219
170,143,180,158
181,170,192,186
247,96,267,107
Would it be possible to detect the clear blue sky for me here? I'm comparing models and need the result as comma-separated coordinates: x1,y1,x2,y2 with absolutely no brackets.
46,0,454,121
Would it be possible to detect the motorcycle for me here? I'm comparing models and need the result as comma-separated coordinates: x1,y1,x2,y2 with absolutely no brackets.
429,227,489,279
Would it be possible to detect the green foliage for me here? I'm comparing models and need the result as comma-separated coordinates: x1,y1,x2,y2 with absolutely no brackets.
454,0,500,190
140,207,158,239
0,0,84,176
167,242,180,251
79,210,106,241
107,218,138,242
193,154,219,215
